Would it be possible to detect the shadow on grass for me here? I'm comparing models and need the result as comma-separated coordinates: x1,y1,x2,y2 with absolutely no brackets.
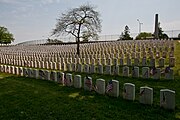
0,75,179,120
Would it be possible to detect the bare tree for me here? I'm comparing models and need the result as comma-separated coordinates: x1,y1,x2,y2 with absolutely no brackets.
52,4,101,55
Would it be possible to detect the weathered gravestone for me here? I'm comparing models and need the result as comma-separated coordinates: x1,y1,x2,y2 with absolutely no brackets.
84,76,92,91
149,58,155,67
142,58,147,66
71,63,76,72
66,63,72,71
76,64,82,72
107,58,112,65
46,61,50,69
162,51,167,58
58,63,61,70
97,65,103,74
39,69,46,80
112,65,119,75
23,68,29,77
96,79,105,95
28,68,33,78
123,66,129,77
113,58,118,66
169,57,175,67
105,65,111,75
18,67,23,76
4,65,8,73
127,58,132,66
64,73,73,86
106,80,119,97
0,65,5,72
142,67,150,79
57,72,64,84
102,58,106,65
74,75,82,88
15,67,19,75
44,70,51,80
136,52,140,59
90,64,96,73
160,89,175,110
169,51,174,57
120,58,124,66
131,66,139,78
139,86,153,105
61,62,66,71
150,67,161,79
29,69,37,78
84,64,89,73
134,58,139,66
50,71,57,82
159,58,165,67
164,67,174,80
123,83,135,101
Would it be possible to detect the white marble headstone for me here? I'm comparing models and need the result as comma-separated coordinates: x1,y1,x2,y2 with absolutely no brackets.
160,89,175,110
74,75,82,88
123,83,135,101
96,79,105,95
139,86,153,105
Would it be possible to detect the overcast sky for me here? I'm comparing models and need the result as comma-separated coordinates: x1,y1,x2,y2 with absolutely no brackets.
0,0,180,44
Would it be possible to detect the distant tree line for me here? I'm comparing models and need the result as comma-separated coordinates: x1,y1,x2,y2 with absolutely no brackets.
118,22,169,40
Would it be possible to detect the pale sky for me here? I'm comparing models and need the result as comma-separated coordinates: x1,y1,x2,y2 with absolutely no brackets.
0,0,180,44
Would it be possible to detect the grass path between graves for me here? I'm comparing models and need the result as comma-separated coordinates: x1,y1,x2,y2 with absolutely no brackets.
0,41,179,120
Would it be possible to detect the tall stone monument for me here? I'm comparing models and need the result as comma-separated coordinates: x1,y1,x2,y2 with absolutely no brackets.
154,14,159,39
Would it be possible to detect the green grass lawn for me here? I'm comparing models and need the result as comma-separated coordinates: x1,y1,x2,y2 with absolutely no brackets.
0,41,179,120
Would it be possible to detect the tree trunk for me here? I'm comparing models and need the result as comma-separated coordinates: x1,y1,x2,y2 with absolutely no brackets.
76,23,82,56
77,37,80,56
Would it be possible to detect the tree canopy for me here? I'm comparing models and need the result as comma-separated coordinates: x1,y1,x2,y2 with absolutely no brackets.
52,4,101,55
0,26,14,44
119,25,133,40
157,22,169,39
135,32,153,40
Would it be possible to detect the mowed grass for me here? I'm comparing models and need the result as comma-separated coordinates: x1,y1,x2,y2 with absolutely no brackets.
0,41,179,120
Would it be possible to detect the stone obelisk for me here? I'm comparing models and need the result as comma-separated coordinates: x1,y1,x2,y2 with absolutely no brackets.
154,14,159,39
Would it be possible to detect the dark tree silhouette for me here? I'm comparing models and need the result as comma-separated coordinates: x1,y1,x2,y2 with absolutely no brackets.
52,4,101,55
119,25,133,40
